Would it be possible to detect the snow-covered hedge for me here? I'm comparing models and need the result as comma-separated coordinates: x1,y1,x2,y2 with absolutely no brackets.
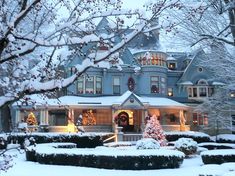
198,142,235,150
165,131,212,143
136,138,160,150
201,149,235,164
26,143,77,162
7,132,113,148
216,134,235,143
27,143,185,170
0,134,7,149
174,138,198,155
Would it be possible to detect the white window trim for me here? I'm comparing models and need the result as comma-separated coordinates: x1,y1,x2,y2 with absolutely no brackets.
77,75,102,94
187,86,213,99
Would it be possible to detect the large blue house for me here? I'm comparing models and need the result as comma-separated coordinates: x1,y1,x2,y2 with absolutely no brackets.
10,18,235,135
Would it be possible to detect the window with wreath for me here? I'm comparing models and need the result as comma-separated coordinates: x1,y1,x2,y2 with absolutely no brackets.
151,76,159,93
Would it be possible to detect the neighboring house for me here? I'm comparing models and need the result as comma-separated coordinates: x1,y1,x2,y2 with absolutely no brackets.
9,18,234,135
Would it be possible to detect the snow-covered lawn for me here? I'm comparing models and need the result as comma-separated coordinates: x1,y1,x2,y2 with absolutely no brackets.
1,148,235,176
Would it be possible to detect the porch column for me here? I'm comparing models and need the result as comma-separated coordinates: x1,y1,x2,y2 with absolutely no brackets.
15,109,21,124
40,110,49,125
111,108,116,132
45,110,48,124
141,109,148,132
179,110,186,131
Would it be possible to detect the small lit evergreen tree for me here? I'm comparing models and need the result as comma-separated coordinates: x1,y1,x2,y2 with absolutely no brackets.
26,112,37,126
143,115,167,146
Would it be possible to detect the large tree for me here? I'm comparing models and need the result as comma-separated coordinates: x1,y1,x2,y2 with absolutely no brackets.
162,0,235,133
0,0,181,109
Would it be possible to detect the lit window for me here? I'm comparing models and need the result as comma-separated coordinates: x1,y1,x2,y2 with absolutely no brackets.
168,62,176,70
85,76,94,94
168,88,173,96
96,77,102,94
113,77,120,95
231,92,235,98
150,76,159,93
193,113,208,126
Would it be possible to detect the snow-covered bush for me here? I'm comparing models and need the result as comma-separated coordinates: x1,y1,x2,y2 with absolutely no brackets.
201,149,235,164
174,138,198,155
165,131,212,143
143,115,167,146
0,136,7,150
0,154,14,172
136,138,160,150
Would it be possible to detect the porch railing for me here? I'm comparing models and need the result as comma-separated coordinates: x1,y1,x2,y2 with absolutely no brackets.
123,133,142,141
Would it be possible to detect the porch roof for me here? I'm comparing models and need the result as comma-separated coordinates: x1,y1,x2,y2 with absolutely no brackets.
14,92,189,109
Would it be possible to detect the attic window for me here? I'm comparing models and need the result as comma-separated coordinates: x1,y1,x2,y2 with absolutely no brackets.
168,62,176,70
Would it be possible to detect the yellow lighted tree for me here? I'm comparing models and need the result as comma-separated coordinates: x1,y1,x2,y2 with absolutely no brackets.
26,112,38,126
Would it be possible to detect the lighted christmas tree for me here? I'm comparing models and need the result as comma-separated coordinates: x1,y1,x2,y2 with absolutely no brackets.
143,115,167,146
26,112,38,126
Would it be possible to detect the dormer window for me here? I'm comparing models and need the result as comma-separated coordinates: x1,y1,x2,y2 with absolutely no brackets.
230,91,235,98
168,62,177,70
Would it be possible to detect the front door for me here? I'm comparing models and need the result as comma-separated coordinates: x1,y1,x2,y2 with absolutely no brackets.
117,111,134,132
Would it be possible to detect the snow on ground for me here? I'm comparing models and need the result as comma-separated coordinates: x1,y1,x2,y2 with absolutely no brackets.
1,148,235,176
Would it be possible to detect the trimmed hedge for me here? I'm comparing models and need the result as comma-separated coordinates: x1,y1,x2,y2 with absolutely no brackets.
198,143,235,150
216,134,235,144
0,136,7,149
7,133,113,148
165,132,212,143
36,153,184,170
27,143,185,170
201,149,235,164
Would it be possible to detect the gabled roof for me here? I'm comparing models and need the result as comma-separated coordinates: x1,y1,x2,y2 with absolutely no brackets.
177,49,205,85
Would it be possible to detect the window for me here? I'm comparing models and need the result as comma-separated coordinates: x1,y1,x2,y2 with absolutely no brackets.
77,77,84,94
193,88,197,97
188,79,213,98
188,87,192,97
193,113,208,126
96,77,102,94
161,77,166,94
199,87,207,97
208,87,214,97
113,77,120,95
151,76,159,93
168,62,176,70
232,115,235,126
85,76,94,94
168,88,173,96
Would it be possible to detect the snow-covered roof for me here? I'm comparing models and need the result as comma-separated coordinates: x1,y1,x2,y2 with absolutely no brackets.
166,56,177,61
13,91,189,109
212,81,226,86
178,81,193,86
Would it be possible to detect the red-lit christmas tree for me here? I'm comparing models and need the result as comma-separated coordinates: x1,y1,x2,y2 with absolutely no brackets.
143,115,167,146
